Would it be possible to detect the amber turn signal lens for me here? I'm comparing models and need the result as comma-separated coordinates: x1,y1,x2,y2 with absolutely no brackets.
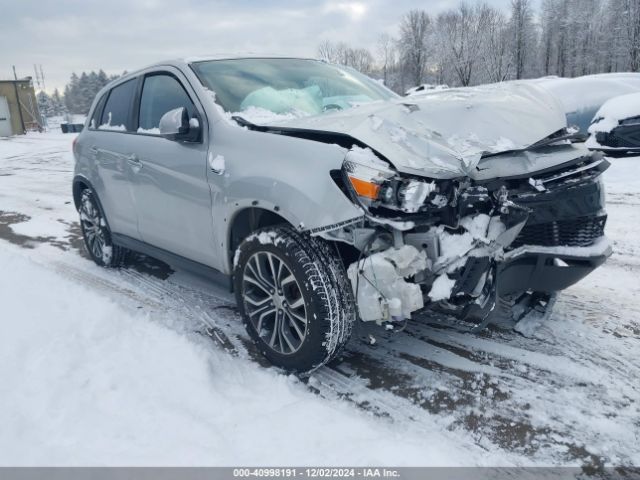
348,176,380,200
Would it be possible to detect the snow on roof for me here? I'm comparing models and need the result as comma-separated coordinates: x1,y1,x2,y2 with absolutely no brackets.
530,73,640,113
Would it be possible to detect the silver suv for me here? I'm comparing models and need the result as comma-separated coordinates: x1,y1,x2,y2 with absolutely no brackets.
73,56,611,372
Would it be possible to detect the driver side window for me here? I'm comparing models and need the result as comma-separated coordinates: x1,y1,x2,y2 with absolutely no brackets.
138,74,196,135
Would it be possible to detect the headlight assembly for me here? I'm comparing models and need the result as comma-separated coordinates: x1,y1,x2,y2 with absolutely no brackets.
342,148,444,214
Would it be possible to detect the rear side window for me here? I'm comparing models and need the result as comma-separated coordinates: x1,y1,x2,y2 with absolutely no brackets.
90,93,107,129
138,74,196,134
99,79,136,131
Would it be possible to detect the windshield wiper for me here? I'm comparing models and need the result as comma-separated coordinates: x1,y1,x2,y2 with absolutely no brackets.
231,115,256,128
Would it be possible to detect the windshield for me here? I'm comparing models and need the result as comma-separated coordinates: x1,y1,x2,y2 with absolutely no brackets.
190,58,397,121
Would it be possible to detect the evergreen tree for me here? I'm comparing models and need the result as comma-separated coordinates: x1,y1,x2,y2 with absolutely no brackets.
62,70,122,114
36,91,54,118
51,89,66,116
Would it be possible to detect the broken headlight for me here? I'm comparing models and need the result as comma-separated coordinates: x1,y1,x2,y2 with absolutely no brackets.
342,149,448,214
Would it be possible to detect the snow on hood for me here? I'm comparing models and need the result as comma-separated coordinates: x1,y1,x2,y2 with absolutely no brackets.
256,82,567,179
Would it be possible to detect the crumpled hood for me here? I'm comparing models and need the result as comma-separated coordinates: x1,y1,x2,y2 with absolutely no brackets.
268,82,568,179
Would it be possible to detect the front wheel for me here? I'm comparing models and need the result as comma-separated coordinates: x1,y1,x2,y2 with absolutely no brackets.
234,226,355,373
78,188,127,267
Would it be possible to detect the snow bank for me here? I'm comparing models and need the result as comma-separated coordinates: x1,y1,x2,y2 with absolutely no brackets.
0,246,486,466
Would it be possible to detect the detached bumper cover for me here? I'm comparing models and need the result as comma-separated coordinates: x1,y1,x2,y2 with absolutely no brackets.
497,237,612,295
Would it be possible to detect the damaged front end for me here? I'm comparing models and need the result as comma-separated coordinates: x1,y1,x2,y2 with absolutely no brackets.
321,144,612,330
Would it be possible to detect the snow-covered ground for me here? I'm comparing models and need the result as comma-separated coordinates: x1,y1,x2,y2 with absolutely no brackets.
0,131,639,467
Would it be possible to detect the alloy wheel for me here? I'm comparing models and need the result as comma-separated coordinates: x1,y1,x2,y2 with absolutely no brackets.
242,251,308,355
80,193,107,261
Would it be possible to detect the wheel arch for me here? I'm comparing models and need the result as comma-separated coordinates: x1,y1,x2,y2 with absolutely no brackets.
72,175,91,211
72,175,113,231
227,207,293,265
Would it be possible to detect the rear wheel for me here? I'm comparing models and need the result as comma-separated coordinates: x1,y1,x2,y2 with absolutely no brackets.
234,226,355,373
79,188,127,267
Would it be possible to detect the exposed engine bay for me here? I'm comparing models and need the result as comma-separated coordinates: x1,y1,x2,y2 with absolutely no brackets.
319,144,611,329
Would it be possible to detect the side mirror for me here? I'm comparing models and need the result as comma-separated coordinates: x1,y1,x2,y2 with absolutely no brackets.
159,107,201,142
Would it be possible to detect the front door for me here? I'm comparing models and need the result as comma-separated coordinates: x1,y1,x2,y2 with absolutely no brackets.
127,70,215,266
0,96,12,137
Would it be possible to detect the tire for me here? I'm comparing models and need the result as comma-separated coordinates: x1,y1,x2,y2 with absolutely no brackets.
233,226,356,373
78,188,127,267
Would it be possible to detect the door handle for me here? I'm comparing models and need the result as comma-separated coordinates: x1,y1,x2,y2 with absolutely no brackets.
89,145,99,155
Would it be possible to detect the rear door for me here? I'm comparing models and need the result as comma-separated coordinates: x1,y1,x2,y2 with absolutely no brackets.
127,69,215,265
84,79,141,239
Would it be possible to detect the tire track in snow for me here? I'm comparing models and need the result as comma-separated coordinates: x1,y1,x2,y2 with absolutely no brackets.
39,246,639,467
0,238,632,467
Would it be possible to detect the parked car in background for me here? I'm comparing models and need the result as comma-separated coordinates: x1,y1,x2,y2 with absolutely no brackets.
73,56,611,373
529,73,640,137
586,92,640,156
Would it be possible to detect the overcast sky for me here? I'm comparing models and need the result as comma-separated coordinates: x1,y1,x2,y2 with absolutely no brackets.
0,0,514,92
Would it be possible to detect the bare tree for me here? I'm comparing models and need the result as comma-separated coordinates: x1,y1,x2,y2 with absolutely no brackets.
509,0,537,79
435,2,489,86
376,34,397,85
398,10,432,87
349,48,376,74
319,0,640,93
317,40,338,63
539,0,557,76
624,0,640,71
316,40,374,74
479,5,512,82
317,40,350,64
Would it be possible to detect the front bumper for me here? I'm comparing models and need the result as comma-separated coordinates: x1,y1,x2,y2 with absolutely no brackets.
497,237,612,295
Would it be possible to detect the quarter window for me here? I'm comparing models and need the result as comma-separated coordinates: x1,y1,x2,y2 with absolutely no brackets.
90,92,107,129
99,79,136,131
138,74,196,134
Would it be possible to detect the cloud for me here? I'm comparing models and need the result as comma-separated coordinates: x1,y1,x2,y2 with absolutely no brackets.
323,2,368,20
0,0,512,92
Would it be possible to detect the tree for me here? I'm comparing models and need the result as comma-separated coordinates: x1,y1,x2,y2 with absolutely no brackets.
539,0,558,75
376,34,397,86
315,0,640,93
36,91,54,118
316,41,375,74
64,72,79,114
509,0,537,79
51,89,67,116
479,6,513,82
617,0,640,71
63,70,121,115
435,3,489,86
398,10,432,87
